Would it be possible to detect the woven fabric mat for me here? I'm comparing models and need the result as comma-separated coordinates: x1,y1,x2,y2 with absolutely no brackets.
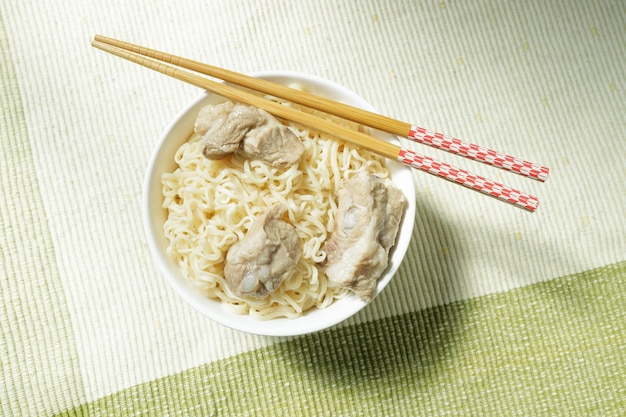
1,1,625,415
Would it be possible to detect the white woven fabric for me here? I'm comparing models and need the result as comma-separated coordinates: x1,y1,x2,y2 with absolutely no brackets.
1,0,625,414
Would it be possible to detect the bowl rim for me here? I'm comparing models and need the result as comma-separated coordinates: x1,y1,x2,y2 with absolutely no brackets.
142,70,416,337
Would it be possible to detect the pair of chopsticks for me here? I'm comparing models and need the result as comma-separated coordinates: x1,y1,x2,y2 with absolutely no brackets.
92,35,548,212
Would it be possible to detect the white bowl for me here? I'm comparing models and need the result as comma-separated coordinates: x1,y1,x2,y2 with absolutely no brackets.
143,71,416,337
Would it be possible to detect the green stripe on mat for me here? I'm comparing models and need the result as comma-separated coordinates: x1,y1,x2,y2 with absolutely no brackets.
0,21,86,416
58,261,626,416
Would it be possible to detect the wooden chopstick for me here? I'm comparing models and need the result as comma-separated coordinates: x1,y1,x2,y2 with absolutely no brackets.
91,37,540,211
92,40,400,160
94,34,549,183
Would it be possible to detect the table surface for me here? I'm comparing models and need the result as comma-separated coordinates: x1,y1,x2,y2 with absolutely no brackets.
2,1,625,415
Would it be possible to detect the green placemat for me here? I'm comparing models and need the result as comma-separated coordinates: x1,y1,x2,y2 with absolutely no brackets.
57,261,626,416
2,1,626,415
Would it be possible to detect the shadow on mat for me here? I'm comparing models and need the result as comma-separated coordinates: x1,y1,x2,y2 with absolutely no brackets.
275,198,470,385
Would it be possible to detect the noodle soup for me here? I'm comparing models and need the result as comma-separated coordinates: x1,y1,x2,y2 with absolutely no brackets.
162,101,391,319
143,72,415,336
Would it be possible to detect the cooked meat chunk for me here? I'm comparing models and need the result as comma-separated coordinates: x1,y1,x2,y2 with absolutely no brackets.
224,204,301,299
322,172,407,301
195,101,262,160
241,109,304,168
194,101,303,167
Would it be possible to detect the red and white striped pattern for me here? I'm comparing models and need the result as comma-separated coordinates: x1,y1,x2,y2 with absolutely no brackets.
398,149,540,211
408,125,549,182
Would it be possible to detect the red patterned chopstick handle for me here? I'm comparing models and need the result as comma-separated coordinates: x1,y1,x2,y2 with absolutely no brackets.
408,125,549,182
398,149,539,211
